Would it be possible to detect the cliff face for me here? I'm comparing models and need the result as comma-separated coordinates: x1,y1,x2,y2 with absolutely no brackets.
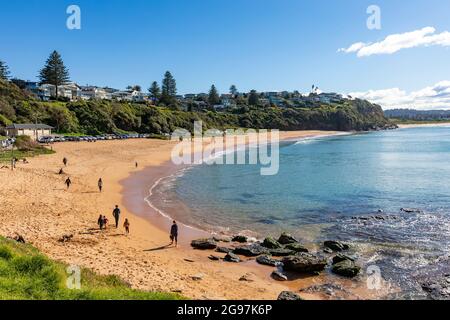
0,80,395,134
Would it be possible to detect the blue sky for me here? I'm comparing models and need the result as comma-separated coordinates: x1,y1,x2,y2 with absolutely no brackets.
1,0,450,108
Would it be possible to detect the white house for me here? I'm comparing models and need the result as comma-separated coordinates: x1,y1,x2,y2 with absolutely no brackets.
5,124,53,141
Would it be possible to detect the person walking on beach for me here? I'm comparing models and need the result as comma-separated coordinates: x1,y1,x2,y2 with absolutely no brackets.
112,205,121,228
65,177,72,189
170,221,178,247
63,157,68,167
98,214,104,230
98,178,103,193
135,162,138,168
123,218,130,235
103,215,108,229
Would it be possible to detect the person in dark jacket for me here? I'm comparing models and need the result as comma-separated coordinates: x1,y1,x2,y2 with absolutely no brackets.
112,205,121,228
170,221,178,247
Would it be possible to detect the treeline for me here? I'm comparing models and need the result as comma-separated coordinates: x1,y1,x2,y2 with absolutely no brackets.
0,79,394,135
385,109,450,121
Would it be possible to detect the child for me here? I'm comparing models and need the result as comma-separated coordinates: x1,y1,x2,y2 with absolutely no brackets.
123,218,130,235
103,216,108,229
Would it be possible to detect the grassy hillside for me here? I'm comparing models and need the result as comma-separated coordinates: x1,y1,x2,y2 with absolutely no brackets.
0,237,184,300
0,79,395,135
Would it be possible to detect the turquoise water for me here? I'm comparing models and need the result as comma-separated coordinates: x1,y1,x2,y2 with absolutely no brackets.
151,127,450,297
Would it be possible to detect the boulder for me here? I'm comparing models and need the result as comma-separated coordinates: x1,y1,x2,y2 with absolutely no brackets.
232,235,248,243
324,240,349,252
332,260,361,278
285,243,309,253
278,232,299,245
256,255,282,267
269,248,296,257
332,254,356,265
422,275,450,300
191,239,217,250
233,244,268,257
271,271,288,281
282,253,327,273
208,255,220,261
224,252,241,263
216,246,232,254
262,237,283,249
277,291,303,301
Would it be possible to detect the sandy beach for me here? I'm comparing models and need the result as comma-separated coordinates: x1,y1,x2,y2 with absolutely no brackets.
0,130,382,300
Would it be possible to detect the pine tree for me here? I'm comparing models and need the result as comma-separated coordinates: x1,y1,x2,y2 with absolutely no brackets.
208,85,221,106
161,71,177,105
248,90,260,106
0,60,10,80
39,51,70,98
148,81,161,101
229,85,237,97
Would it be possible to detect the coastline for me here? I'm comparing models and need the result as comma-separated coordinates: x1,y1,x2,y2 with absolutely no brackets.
0,130,381,300
397,122,450,129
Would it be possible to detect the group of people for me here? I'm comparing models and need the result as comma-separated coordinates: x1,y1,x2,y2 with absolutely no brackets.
97,205,130,235
60,157,179,245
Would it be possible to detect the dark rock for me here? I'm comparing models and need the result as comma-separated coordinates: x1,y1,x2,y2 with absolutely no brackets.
184,259,195,263
191,238,217,250
232,235,248,243
262,237,282,249
8,234,26,244
277,291,303,301
332,260,361,278
216,246,232,254
278,232,299,245
323,248,333,254
208,255,220,261
269,248,296,257
282,253,327,273
285,243,309,253
239,273,255,282
422,275,450,300
271,271,288,281
324,240,349,252
332,254,356,265
191,273,204,281
401,208,423,214
233,244,268,257
256,255,282,267
224,252,241,263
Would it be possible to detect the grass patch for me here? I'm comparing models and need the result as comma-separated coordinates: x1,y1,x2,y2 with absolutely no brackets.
0,237,185,300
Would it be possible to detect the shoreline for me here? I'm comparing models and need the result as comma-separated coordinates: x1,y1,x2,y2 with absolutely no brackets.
0,130,384,300
397,122,450,129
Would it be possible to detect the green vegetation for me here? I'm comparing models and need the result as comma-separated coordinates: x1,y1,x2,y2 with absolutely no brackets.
0,236,184,300
0,60,10,80
0,79,394,136
0,135,55,162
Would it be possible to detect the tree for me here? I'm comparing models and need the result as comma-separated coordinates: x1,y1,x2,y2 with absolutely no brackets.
127,85,141,92
229,85,237,97
0,60,10,80
248,90,260,106
148,81,161,101
161,71,177,106
39,51,70,98
208,85,221,106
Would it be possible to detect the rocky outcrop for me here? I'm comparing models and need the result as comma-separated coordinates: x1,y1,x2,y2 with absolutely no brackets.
324,241,349,252
232,235,248,243
216,246,232,254
285,243,309,253
277,291,303,300
332,254,356,265
422,275,450,300
268,248,296,257
331,260,361,278
224,252,241,263
191,239,217,250
233,244,268,257
262,237,282,249
271,271,288,281
256,255,282,267
282,253,327,273
278,233,299,245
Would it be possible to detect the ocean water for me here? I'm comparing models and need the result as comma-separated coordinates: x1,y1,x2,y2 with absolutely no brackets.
150,127,450,298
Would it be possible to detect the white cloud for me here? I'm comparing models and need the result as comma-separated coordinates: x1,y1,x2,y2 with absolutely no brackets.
339,27,450,57
348,81,450,110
